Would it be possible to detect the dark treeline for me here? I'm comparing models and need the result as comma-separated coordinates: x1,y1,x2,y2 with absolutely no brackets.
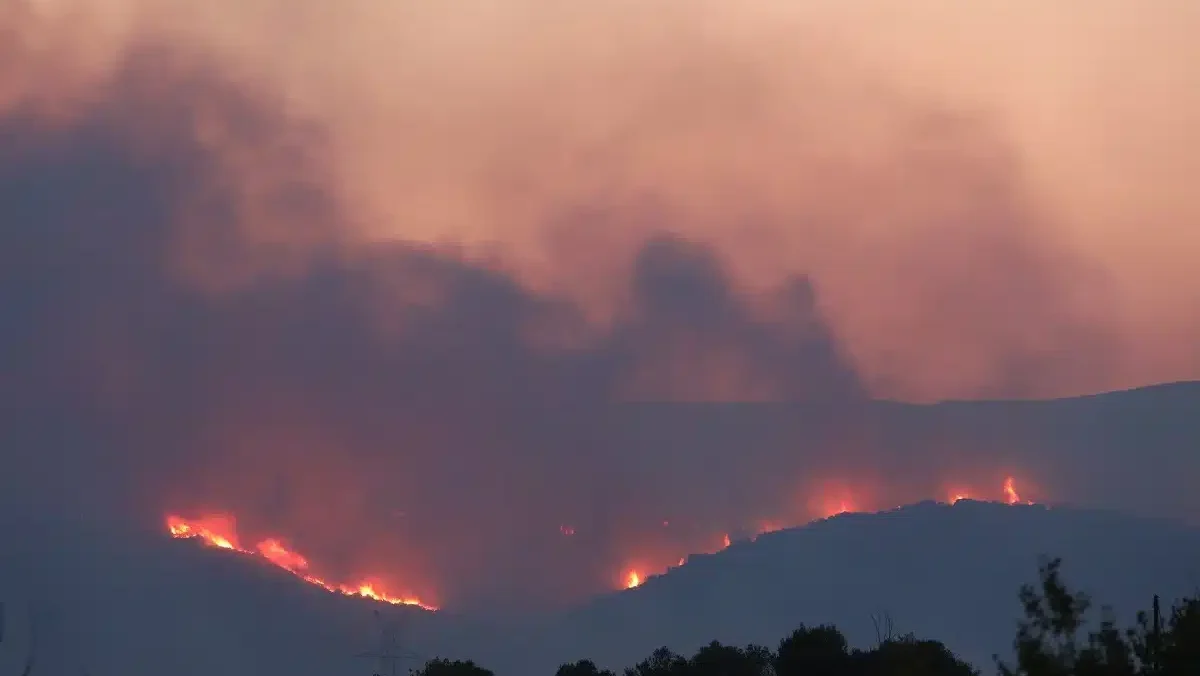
412,558,1200,676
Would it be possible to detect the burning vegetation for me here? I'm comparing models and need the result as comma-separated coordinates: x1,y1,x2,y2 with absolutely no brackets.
166,515,437,611
166,477,1036,603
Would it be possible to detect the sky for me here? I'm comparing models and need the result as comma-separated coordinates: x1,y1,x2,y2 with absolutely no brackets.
1,0,1198,612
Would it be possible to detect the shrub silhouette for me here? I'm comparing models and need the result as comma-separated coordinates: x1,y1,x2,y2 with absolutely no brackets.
996,557,1200,676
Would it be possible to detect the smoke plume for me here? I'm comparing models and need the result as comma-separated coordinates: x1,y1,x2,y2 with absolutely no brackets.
1,0,1198,610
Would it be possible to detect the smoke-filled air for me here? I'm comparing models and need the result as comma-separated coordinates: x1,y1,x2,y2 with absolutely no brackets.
2,0,1198,613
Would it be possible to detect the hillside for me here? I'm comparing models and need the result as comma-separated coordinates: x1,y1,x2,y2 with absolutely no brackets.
487,500,1200,675
0,515,427,676
5,501,1199,676
2,382,1199,676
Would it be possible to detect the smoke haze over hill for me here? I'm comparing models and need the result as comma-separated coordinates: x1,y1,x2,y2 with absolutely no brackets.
1,0,1199,611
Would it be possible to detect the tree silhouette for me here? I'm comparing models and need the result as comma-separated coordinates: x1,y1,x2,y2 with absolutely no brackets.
688,641,773,676
775,624,851,676
997,556,1095,676
1125,594,1200,676
623,647,690,676
1156,596,1200,674
862,635,979,676
412,658,494,676
557,659,616,676
997,557,1200,676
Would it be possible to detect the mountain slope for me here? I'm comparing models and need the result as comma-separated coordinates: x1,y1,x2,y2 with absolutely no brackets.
3,501,1199,676
0,515,433,676
493,500,1200,675
2,382,1199,676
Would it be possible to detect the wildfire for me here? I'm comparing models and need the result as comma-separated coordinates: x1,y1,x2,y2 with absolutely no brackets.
614,476,1043,592
166,514,437,611
813,499,854,520
169,477,1044,606
167,514,237,550
624,570,643,589
1003,477,1033,505
256,538,310,573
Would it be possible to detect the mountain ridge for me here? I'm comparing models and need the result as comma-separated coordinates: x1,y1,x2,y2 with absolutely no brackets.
2,381,1199,675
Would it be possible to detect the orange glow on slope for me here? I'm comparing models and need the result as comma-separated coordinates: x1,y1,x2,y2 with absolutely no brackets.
812,495,857,520
804,479,869,521
166,514,437,611
256,538,310,573
756,521,783,537
167,514,238,550
614,476,1045,592
171,478,1045,603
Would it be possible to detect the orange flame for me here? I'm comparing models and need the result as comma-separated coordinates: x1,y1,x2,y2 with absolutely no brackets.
255,538,310,573
167,514,238,550
166,514,437,611
815,500,854,519
612,476,1044,591
1003,477,1033,505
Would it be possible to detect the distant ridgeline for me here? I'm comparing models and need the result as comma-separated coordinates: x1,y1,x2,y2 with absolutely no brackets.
408,558,1200,676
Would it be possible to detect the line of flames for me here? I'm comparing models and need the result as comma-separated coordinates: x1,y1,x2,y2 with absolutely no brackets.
166,515,438,611
619,476,1034,589
168,476,1035,601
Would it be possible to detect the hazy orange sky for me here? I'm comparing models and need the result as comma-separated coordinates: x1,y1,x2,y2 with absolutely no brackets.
6,0,1199,399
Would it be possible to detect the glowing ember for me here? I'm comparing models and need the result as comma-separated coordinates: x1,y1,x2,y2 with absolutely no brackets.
166,514,437,611
624,570,642,589
949,492,970,504
560,525,575,536
722,533,731,548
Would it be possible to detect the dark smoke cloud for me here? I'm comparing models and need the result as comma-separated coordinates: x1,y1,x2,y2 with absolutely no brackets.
0,41,872,610
0,17,1190,613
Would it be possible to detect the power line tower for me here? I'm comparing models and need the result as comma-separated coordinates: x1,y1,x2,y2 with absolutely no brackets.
355,610,422,676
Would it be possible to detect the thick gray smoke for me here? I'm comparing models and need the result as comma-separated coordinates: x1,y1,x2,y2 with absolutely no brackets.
1,2,1196,612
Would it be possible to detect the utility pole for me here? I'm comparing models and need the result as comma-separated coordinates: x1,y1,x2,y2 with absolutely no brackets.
1150,594,1162,675
355,610,422,676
